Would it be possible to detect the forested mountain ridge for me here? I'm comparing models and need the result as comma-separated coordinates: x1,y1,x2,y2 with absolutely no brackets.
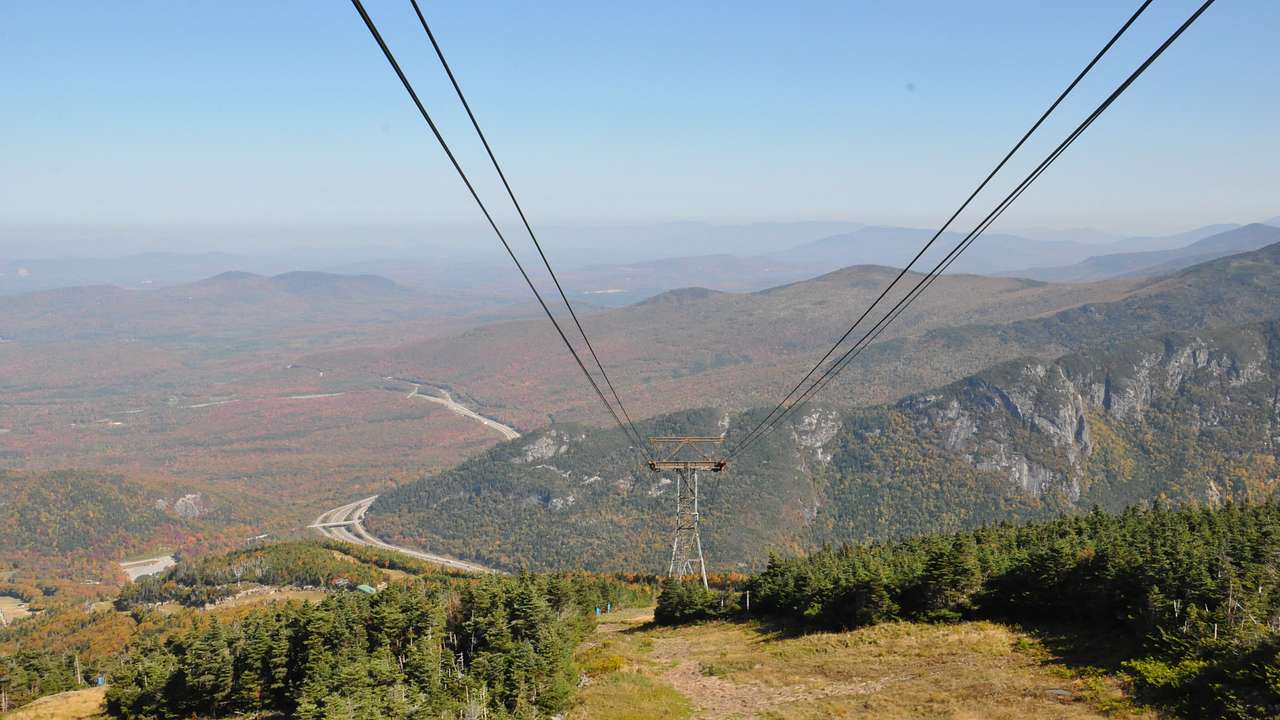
366,408,814,572
816,238,1280,426
830,319,1280,539
368,318,1280,574
958,236,1280,350
845,237,1280,393
0,470,214,568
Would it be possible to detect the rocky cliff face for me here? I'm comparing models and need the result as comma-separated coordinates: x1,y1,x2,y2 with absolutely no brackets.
792,408,842,464
901,322,1280,502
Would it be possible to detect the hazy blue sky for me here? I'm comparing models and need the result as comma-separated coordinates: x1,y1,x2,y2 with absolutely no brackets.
2,1,1276,251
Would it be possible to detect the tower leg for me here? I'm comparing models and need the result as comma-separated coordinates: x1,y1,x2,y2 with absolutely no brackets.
668,467,708,588
668,470,682,577
693,470,708,588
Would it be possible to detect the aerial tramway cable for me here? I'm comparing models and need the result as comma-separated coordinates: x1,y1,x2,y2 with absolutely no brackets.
405,0,649,457
728,0,1217,461
348,0,650,461
727,0,1155,459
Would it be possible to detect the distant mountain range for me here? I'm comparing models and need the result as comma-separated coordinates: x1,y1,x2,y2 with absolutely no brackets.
312,221,1280,312
0,251,274,295
775,226,1070,273
197,270,407,300
539,220,867,264
1003,223,1280,282
0,267,557,544
777,222,1264,278
0,221,867,296
4,219,1275,299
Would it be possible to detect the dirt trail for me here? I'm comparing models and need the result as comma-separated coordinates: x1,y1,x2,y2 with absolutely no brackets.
652,636,762,718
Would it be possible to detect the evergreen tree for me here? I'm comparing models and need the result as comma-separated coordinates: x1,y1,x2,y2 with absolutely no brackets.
183,621,233,717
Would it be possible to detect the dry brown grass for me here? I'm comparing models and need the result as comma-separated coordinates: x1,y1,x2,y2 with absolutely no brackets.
571,613,1154,720
4,686,105,720
0,596,33,623
212,587,327,608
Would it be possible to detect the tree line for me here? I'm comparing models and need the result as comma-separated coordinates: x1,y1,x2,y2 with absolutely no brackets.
114,543,391,609
107,572,651,719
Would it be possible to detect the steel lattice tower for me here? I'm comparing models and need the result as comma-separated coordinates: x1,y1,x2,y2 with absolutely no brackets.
648,437,725,588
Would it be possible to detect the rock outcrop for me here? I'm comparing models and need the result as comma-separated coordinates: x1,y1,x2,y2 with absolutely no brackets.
902,323,1278,500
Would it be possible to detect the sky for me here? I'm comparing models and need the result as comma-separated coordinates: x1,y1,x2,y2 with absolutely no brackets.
1,1,1277,256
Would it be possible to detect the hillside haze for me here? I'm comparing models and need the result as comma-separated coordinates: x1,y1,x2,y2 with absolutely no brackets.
316,233,1280,433
0,269,545,548
6,234,1280,570
1008,223,1280,282
312,265,1137,427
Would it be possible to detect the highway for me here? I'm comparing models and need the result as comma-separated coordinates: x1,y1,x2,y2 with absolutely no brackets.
405,383,520,440
119,555,176,581
310,495,500,574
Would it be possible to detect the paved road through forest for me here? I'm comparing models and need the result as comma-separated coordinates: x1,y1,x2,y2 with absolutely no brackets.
311,496,500,574
404,383,521,440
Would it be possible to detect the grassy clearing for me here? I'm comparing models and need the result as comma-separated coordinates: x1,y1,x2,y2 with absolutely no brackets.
569,610,1153,720
212,587,327,608
570,671,694,720
0,595,33,623
570,608,692,720
4,686,105,720
151,587,329,616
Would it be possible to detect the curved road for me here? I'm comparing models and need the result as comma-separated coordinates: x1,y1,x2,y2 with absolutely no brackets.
311,496,500,574
309,380,513,574
404,383,520,440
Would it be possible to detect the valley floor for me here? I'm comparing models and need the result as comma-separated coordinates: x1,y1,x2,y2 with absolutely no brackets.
572,608,1153,720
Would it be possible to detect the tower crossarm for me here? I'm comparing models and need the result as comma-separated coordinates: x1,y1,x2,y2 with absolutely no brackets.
648,436,725,466
647,460,725,472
